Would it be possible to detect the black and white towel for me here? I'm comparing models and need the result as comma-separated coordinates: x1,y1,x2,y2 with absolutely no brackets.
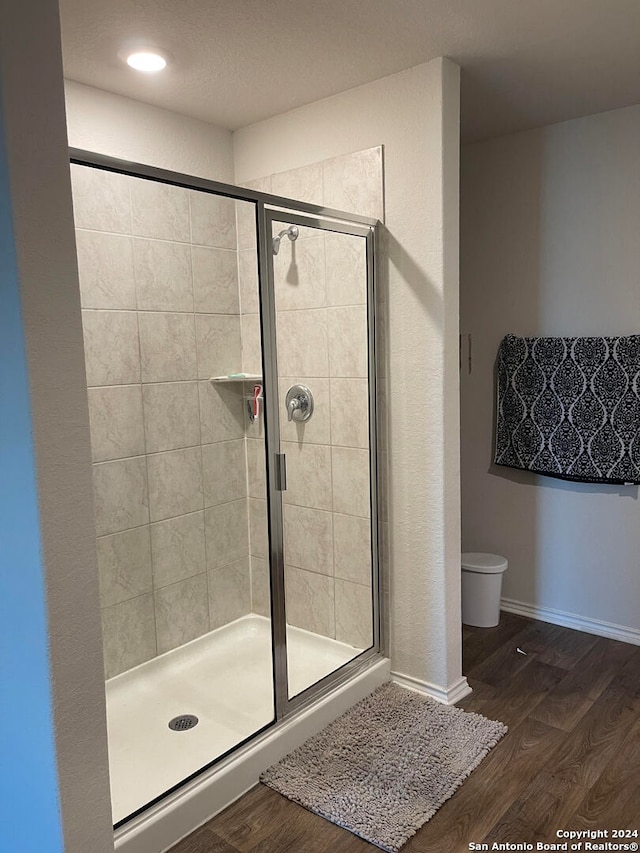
495,334,640,484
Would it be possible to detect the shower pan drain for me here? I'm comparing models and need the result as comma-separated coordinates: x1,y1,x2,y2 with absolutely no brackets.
168,714,199,732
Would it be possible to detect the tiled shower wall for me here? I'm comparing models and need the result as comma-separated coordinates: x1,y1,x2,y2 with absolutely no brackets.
71,165,253,678
72,147,383,677
238,147,384,650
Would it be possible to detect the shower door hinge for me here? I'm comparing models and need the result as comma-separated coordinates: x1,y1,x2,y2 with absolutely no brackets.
275,452,287,491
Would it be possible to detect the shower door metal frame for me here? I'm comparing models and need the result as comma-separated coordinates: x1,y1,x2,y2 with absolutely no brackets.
68,148,384,820
259,206,381,718
69,149,379,227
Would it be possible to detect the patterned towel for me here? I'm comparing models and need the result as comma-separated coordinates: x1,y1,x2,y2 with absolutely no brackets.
495,334,640,484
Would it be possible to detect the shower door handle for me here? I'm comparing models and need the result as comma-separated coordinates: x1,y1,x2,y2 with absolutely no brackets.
275,452,287,491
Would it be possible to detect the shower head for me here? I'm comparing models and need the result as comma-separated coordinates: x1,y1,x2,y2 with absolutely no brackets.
272,225,299,255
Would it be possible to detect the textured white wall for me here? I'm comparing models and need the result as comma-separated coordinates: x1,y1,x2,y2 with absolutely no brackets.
461,105,640,633
235,59,463,694
65,80,234,181
1,2,113,852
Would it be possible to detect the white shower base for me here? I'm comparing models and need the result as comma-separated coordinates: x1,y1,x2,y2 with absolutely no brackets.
106,614,361,824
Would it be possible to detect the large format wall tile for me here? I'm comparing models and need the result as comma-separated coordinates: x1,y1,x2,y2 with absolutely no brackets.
192,246,239,314
249,498,268,559
323,147,383,220
209,558,251,629
139,312,197,383
101,593,156,679
71,164,131,234
195,314,242,379
241,313,262,375
202,439,247,507
276,309,328,377
205,499,249,569
199,381,245,443
284,504,333,576
333,513,372,586
147,446,203,522
246,438,267,500
82,310,140,387
190,190,237,250
154,573,209,654
285,566,334,638
250,556,270,618
133,238,193,312
335,579,373,649
76,230,136,310
75,166,257,677
93,456,149,537
329,378,370,449
331,446,371,518
278,377,331,445
273,236,326,311
142,381,200,453
244,403,266,438
325,231,367,307
96,527,153,609
328,305,368,378
238,249,259,314
235,199,257,252
88,385,145,463
150,510,206,588
270,163,323,205
282,442,332,511
130,178,190,242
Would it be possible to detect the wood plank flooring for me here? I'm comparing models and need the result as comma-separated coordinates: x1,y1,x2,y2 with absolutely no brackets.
169,614,640,853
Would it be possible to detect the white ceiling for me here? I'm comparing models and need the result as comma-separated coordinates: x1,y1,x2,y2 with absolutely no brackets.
59,0,640,142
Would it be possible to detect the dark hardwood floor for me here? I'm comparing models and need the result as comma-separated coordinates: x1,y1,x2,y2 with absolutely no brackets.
169,614,640,853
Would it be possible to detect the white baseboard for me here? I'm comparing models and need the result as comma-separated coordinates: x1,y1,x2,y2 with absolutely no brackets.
501,597,640,646
114,657,390,853
391,671,473,705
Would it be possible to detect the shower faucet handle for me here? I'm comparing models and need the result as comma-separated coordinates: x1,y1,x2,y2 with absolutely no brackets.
287,397,302,421
285,384,314,423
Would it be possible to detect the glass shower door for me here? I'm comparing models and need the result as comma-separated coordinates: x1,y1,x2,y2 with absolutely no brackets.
70,156,276,824
71,150,381,823
264,210,378,702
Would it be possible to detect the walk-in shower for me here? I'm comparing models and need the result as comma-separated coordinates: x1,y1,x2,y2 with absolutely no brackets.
69,150,381,826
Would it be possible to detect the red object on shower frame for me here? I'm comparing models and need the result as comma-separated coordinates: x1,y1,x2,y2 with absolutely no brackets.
253,384,262,419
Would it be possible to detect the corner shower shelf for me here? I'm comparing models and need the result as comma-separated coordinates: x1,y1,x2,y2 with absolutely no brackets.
210,373,262,384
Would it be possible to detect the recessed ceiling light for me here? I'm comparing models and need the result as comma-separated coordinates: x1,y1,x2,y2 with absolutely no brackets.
126,50,167,73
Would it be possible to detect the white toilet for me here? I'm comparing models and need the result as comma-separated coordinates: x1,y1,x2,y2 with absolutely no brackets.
461,552,508,628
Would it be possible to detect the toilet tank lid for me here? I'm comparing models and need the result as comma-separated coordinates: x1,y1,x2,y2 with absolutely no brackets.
462,552,508,573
